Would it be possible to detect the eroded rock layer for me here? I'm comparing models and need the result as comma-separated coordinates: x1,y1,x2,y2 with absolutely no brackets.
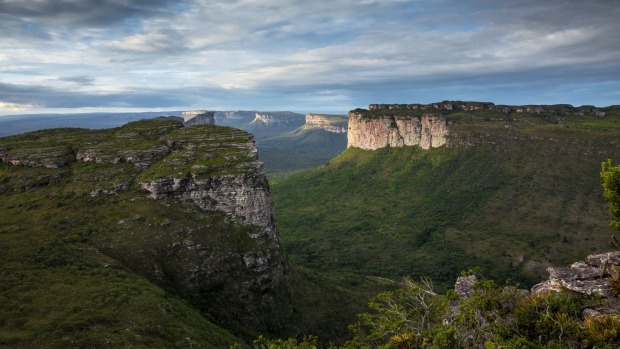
347,111,448,150
304,114,348,133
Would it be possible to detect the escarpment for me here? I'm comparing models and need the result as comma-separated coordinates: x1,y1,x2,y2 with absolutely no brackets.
0,119,291,339
347,110,448,150
347,101,617,151
251,112,305,125
137,125,278,238
181,110,215,126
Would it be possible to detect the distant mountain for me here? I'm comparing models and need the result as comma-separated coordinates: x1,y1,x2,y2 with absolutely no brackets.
213,111,347,177
0,110,347,178
0,111,182,137
256,114,348,177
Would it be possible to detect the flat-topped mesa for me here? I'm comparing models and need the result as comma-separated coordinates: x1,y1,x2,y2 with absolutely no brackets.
369,101,494,111
347,110,448,150
348,101,614,151
304,114,348,133
369,101,607,116
181,110,215,126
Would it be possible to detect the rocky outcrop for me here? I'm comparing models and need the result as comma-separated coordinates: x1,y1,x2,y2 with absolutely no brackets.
532,251,620,300
454,275,478,300
181,110,215,126
347,110,448,150
304,114,347,133
0,145,74,168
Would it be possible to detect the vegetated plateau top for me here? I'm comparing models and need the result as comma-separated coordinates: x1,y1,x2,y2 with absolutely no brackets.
354,101,618,124
0,119,261,182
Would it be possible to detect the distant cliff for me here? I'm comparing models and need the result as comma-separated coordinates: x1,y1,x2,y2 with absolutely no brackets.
251,112,305,125
348,101,615,151
181,110,215,125
304,114,347,133
347,111,448,150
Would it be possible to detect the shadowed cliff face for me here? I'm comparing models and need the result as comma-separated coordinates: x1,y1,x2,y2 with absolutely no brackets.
347,111,448,150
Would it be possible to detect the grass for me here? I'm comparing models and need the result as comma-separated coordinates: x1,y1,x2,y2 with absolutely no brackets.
271,111,620,291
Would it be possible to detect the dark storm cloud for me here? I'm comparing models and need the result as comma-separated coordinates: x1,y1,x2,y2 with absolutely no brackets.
0,0,188,27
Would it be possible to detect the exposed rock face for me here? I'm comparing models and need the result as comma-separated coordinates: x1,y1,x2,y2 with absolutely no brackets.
348,101,612,152
251,113,305,125
347,110,448,150
454,275,478,300
304,114,347,133
531,251,620,298
181,110,215,126
136,124,283,269
140,166,278,243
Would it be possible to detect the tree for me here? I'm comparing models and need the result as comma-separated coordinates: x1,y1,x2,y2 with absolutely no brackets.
601,159,620,232
348,277,448,348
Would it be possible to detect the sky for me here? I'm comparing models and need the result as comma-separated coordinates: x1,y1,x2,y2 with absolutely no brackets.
1,0,619,115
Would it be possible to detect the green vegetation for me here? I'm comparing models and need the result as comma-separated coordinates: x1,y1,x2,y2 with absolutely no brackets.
272,110,620,290
601,159,620,231
0,120,381,346
346,276,620,349
4,107,620,347
0,167,246,347
258,128,347,179
254,275,620,349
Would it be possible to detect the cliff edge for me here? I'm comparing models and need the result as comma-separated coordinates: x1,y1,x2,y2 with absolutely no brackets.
347,110,448,150
348,101,614,151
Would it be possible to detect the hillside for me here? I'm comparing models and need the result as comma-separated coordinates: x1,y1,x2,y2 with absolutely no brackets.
0,120,367,346
271,103,620,290
258,127,347,177
214,111,347,177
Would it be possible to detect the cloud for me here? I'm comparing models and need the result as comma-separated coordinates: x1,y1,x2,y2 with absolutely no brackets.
1,0,619,113
0,0,189,27
105,29,188,53
0,82,194,109
56,75,95,85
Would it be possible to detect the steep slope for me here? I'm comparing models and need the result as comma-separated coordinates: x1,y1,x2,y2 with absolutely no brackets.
258,127,347,177
215,110,305,138
0,121,292,347
271,103,620,290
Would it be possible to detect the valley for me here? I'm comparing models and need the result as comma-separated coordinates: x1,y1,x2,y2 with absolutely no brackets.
1,101,620,347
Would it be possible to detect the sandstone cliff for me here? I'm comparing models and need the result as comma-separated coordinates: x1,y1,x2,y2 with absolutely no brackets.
347,101,613,151
251,112,305,125
347,110,448,150
181,110,215,126
304,114,347,133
